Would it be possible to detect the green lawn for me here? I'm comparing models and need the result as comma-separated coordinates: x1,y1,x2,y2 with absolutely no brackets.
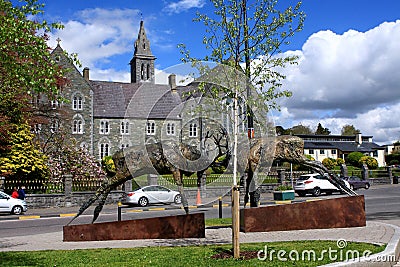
0,240,385,267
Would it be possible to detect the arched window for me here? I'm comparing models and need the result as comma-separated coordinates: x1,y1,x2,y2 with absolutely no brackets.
72,94,83,110
99,120,110,134
146,121,155,135
189,123,197,137
120,120,129,135
72,114,84,134
141,63,145,80
147,64,150,80
166,123,175,135
99,138,111,160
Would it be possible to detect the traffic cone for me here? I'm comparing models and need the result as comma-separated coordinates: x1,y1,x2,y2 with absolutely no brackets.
196,188,202,205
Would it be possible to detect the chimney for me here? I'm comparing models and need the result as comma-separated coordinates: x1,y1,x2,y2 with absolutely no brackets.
355,132,362,145
83,67,90,80
168,74,176,91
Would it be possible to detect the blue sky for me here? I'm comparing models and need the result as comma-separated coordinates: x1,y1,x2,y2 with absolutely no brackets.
18,0,400,144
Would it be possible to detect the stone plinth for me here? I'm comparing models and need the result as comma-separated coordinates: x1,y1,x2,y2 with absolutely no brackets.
240,195,366,232
64,213,205,241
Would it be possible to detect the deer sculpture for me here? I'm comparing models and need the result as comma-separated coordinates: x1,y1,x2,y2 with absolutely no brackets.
68,134,355,225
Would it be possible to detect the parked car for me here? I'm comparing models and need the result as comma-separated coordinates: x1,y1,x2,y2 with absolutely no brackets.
0,191,27,215
294,173,350,197
342,176,370,190
122,185,182,207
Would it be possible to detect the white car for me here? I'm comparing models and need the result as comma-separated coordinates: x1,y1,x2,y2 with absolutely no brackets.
294,173,350,197
0,191,27,215
122,185,182,207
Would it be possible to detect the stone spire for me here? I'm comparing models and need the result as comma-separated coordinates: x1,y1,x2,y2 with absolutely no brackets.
130,21,156,83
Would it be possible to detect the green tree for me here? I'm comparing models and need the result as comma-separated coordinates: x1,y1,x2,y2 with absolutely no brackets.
0,123,48,180
359,156,378,169
341,124,360,136
289,124,313,135
346,152,364,167
0,0,75,154
180,0,305,257
315,123,331,135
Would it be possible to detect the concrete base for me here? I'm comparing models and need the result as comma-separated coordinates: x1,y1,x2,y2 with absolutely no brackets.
240,195,366,232
63,213,205,242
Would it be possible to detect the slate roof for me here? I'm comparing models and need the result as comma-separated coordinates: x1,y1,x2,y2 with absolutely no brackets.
90,80,197,120
303,140,383,153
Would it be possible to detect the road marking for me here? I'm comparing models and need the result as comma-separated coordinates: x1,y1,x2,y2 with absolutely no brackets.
19,215,41,220
127,209,143,213
148,207,166,211
212,204,229,208
306,199,322,202
59,213,76,217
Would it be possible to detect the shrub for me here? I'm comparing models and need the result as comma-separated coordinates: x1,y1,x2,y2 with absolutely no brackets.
322,158,337,170
336,158,345,165
359,156,378,169
346,152,365,167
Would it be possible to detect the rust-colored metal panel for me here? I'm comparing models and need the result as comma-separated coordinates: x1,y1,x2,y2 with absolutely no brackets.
63,213,205,242
240,195,366,232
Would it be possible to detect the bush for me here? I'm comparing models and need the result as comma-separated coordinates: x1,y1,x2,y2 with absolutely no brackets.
346,152,365,167
359,156,378,169
336,158,345,165
322,158,337,170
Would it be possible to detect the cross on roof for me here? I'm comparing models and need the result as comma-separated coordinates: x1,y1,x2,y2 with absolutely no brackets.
56,37,61,45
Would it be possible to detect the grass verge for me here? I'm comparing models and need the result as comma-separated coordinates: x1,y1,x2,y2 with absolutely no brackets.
0,240,385,267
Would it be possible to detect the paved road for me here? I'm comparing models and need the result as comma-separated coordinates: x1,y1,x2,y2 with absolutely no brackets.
1,184,399,239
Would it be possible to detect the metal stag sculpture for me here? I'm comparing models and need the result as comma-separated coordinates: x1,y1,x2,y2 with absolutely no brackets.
69,134,355,224
68,129,229,225
242,135,356,207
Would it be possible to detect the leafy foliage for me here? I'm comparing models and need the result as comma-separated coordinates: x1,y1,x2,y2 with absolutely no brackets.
336,158,345,165
315,123,330,135
179,0,305,113
0,123,48,180
359,156,378,169
341,124,360,136
346,152,365,167
101,156,116,176
322,157,337,170
46,132,106,182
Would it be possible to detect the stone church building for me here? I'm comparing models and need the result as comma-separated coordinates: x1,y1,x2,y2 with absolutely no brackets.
47,21,204,160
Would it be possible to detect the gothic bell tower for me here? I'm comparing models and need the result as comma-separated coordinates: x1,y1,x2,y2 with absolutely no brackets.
130,21,156,83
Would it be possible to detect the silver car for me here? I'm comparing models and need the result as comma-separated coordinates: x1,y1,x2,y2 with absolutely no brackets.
122,185,182,207
0,191,27,215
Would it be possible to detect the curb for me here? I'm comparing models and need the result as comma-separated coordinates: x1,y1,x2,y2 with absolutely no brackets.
321,222,400,267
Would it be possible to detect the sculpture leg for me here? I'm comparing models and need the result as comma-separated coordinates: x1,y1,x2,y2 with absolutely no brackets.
92,187,111,223
247,168,259,207
172,170,189,214
242,173,249,208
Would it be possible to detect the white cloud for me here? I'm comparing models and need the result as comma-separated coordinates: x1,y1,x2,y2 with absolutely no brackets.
164,0,205,14
274,20,400,144
48,8,141,72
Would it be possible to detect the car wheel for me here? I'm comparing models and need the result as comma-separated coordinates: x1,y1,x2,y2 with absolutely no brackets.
297,192,306,197
312,187,321,197
174,194,182,204
138,197,149,207
11,205,23,215
365,183,370,189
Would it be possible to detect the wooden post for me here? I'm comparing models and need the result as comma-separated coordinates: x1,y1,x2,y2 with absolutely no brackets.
232,185,240,258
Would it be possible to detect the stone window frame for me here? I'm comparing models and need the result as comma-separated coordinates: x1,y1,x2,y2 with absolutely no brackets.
146,120,156,135
72,93,84,111
189,123,197,137
99,119,110,135
72,114,84,134
99,138,111,160
120,120,129,135
166,122,175,136
50,119,59,133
